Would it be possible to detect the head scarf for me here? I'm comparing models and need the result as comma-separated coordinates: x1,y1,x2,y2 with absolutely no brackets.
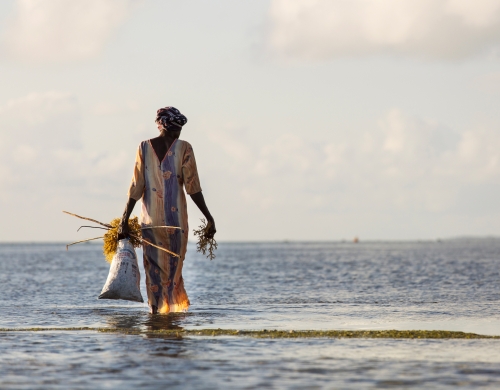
155,106,187,131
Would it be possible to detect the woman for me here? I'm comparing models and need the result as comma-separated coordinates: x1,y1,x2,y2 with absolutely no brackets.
118,106,216,314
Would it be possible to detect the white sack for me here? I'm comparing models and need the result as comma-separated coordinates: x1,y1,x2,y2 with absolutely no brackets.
98,239,143,302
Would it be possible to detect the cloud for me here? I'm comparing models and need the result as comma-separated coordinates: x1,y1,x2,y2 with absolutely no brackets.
0,91,129,198
0,91,134,240
2,0,140,62
473,71,500,93
268,0,500,60
0,91,81,149
92,100,141,116
205,110,500,222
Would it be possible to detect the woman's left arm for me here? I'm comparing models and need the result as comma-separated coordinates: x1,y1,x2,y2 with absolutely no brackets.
183,143,215,237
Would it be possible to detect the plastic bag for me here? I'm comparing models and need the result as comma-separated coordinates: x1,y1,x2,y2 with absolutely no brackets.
98,239,144,302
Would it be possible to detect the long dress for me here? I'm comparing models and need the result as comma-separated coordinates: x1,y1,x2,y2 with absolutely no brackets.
127,138,201,313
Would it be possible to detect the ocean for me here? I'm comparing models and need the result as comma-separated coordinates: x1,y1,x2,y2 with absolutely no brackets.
0,240,499,388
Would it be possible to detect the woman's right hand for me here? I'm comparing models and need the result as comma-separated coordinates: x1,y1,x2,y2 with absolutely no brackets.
117,219,130,240
118,198,137,240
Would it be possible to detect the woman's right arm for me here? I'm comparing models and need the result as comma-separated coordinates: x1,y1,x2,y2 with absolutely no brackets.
118,144,145,239
118,198,137,239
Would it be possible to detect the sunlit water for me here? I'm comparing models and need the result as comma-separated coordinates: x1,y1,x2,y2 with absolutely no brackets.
1,240,499,388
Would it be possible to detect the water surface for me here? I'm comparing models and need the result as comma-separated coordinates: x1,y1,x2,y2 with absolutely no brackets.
1,240,499,388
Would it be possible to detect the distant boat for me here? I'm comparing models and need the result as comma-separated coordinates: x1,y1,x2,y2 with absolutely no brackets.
353,236,359,243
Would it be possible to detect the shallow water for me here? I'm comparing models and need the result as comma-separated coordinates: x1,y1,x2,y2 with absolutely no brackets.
1,241,500,388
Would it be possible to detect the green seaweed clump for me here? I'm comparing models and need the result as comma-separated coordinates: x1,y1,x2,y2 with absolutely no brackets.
174,329,498,339
1,327,498,340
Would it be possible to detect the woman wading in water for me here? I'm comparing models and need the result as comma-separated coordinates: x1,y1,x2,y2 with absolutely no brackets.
118,107,216,314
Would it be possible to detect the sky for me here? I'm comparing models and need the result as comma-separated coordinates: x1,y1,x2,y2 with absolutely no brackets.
1,0,500,242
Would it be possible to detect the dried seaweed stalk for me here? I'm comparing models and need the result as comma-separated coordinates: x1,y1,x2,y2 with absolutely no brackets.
63,211,111,228
193,218,217,260
130,234,180,258
66,236,104,250
102,217,142,263
77,226,109,232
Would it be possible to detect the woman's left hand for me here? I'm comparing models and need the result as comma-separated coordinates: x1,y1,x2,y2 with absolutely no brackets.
206,218,216,239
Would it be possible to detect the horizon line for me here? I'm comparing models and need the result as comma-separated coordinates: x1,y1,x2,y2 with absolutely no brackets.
0,236,499,245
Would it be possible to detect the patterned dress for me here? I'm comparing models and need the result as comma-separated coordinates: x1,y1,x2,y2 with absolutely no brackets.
128,139,201,313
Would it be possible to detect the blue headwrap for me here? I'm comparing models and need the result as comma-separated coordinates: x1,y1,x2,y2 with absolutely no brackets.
155,106,187,131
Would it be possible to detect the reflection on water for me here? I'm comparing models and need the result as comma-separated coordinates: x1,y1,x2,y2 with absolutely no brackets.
104,312,145,330
142,312,189,332
104,311,190,332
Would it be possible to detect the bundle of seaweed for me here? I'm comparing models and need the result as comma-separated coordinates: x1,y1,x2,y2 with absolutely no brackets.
63,211,181,262
193,218,217,260
102,217,142,262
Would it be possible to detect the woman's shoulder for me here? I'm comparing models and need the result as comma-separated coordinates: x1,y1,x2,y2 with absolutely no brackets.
138,139,155,149
133,140,152,158
176,139,194,151
140,138,155,145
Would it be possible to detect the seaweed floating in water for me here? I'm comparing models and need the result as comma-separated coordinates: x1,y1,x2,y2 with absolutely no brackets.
193,218,218,260
1,327,498,339
63,211,181,262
